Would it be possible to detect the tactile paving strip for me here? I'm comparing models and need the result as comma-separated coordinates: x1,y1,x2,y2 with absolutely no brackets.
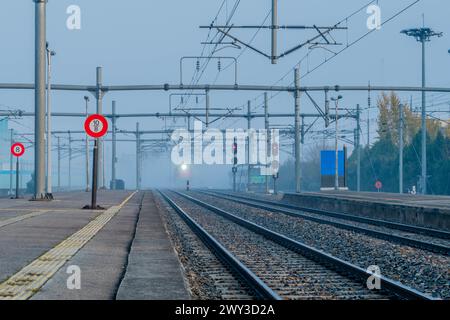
0,192,137,300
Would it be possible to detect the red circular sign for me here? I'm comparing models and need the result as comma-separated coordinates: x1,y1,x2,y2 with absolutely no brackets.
11,143,25,157
84,114,108,138
375,180,382,189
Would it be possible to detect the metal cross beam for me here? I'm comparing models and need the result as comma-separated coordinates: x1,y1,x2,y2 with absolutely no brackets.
2,83,450,93
0,111,355,119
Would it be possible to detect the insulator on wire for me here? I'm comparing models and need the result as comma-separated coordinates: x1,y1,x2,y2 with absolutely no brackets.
196,60,200,72
181,96,184,104
196,96,199,104
218,59,221,72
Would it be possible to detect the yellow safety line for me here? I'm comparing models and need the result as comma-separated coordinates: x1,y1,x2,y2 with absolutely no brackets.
0,191,137,300
0,209,38,211
0,210,52,229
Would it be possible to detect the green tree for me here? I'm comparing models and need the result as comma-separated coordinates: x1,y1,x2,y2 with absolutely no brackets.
348,92,449,195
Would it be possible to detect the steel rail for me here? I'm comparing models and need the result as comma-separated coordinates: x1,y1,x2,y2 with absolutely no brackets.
207,191,450,240
158,190,281,300
173,190,437,300
199,191,450,255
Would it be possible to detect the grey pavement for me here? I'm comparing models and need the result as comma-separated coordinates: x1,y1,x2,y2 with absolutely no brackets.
115,191,190,300
32,191,141,300
0,190,132,294
0,190,190,300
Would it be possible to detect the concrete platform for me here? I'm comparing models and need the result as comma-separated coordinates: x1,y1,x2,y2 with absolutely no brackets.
282,191,450,231
309,191,450,211
0,190,190,300
116,192,190,300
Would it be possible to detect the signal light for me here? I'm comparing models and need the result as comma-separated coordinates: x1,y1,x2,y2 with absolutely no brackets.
272,142,279,157
233,137,238,165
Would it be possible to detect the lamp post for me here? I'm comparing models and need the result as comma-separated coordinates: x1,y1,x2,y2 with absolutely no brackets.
331,95,343,191
401,27,443,194
84,96,90,192
45,42,55,199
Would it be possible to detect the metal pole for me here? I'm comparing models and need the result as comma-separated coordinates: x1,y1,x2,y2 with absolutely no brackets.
273,176,277,195
271,0,278,64
68,131,72,190
294,68,301,193
15,157,19,199
9,129,13,196
300,115,305,185
136,122,141,190
367,87,371,147
57,136,61,191
399,103,404,194
45,43,54,199
356,104,361,192
325,89,330,128
205,89,210,128
111,101,117,189
96,67,104,189
421,38,427,194
20,161,22,193
335,99,339,190
91,139,99,208
247,101,251,191
85,97,90,192
102,142,105,189
34,0,47,200
264,92,269,194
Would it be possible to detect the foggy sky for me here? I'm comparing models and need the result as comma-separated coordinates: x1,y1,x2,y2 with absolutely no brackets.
0,1,449,189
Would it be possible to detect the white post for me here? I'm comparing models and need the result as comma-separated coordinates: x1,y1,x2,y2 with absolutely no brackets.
85,96,90,192
46,43,55,198
34,0,47,200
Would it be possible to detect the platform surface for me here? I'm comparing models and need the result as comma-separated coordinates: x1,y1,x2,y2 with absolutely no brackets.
0,190,189,300
305,191,450,211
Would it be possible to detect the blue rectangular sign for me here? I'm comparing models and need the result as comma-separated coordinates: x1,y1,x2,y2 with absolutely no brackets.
320,151,345,176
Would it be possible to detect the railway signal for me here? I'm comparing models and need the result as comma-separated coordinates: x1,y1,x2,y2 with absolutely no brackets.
11,143,25,199
84,114,108,209
232,138,238,165
272,141,279,157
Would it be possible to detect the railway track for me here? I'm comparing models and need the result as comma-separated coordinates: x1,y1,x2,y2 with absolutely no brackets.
159,189,435,300
200,190,450,256
155,192,255,299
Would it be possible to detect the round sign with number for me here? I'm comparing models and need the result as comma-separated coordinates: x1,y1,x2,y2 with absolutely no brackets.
11,143,25,157
84,114,108,138
375,180,382,190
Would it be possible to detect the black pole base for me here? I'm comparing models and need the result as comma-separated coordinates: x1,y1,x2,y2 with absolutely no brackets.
44,193,54,200
82,204,105,210
29,195,52,201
